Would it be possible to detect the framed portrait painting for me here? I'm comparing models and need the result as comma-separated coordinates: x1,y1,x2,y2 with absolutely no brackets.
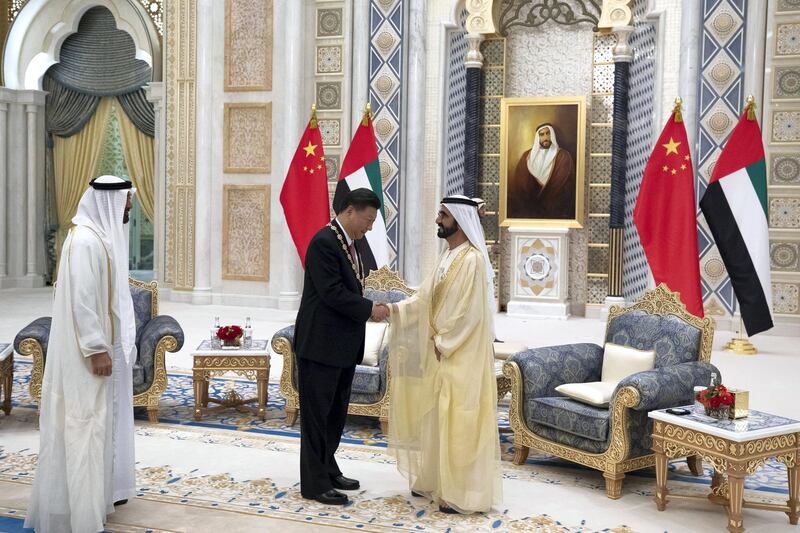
499,96,586,228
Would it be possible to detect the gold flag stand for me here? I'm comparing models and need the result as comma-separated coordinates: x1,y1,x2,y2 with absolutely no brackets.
723,317,757,355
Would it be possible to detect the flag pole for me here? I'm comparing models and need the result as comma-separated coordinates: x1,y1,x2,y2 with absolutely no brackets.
361,102,371,126
724,97,758,354
310,103,318,129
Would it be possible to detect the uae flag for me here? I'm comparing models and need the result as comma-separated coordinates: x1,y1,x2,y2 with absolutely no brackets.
279,109,330,267
634,107,704,317
332,109,389,272
700,105,773,336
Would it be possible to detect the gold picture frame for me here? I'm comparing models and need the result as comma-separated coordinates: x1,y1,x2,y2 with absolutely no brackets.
500,96,586,228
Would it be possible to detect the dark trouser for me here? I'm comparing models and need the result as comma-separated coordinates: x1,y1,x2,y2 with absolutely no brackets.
297,357,356,497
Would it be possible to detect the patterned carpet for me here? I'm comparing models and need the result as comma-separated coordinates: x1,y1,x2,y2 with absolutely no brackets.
0,360,793,532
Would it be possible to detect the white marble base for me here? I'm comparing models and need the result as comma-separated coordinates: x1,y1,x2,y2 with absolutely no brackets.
0,275,44,289
506,227,571,319
277,292,300,311
507,300,570,319
191,288,213,306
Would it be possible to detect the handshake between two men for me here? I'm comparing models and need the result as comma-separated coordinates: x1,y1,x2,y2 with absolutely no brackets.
370,301,391,322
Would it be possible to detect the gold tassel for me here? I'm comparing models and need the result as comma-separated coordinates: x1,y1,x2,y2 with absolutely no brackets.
673,97,683,123
361,102,372,127
745,95,757,121
310,103,318,129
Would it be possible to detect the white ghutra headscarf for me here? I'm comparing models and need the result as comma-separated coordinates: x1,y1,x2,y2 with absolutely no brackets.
71,175,137,363
440,195,495,310
526,124,559,186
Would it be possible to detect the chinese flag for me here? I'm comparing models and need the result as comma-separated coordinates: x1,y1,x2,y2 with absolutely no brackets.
279,111,330,267
633,110,704,317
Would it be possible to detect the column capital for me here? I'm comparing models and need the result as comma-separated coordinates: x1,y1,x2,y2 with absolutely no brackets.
25,104,39,114
465,33,485,69
611,25,635,63
0,103,7,112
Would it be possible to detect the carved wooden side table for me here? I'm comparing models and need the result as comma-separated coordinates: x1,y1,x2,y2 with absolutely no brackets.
0,343,12,415
191,339,270,421
650,406,800,533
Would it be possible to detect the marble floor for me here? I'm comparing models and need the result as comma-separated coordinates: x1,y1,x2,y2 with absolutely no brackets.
1,286,798,419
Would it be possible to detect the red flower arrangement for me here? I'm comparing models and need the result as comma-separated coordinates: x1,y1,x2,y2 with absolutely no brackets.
216,325,243,346
696,384,734,416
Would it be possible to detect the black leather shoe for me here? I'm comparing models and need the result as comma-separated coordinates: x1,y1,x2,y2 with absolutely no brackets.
312,489,348,505
114,499,128,506
438,505,459,514
411,490,424,498
331,474,360,491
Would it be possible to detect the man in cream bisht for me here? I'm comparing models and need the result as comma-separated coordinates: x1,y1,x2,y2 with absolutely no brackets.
26,176,137,532
387,195,502,514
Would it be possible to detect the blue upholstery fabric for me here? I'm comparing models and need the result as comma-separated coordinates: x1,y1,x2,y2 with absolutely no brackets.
364,288,411,304
605,311,701,367
616,361,719,412
352,364,381,395
509,343,603,430
14,317,52,361
529,397,610,442
527,422,609,454
130,284,153,344
134,315,185,394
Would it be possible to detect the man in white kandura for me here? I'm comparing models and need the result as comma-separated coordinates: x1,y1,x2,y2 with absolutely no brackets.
26,175,137,533
387,195,502,514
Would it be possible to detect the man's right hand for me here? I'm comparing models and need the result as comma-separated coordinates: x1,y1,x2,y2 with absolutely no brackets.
90,352,112,376
371,302,389,322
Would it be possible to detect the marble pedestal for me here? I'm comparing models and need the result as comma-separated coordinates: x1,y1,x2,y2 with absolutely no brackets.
506,227,571,319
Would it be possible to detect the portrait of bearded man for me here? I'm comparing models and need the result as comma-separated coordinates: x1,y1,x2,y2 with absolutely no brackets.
508,123,576,220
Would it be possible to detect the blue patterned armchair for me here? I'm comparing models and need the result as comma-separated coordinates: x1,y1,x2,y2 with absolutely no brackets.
503,284,718,499
271,266,414,434
14,278,184,422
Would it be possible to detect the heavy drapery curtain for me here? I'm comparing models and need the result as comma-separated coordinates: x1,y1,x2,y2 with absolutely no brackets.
53,97,113,252
117,100,155,222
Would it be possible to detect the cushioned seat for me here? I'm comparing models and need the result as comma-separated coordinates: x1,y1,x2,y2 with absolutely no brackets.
351,363,382,395
529,397,610,442
503,284,719,499
14,278,184,422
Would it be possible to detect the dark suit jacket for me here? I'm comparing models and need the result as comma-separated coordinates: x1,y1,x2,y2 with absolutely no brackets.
294,220,374,368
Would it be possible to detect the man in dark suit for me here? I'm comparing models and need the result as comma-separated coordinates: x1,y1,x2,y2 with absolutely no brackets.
294,188,389,505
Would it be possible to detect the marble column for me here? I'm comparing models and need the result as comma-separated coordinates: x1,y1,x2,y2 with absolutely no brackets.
463,33,483,198
192,0,213,305
25,103,38,280
604,26,634,313
743,0,767,116
678,3,702,162
402,0,426,286
274,0,303,310
146,82,166,284
0,102,7,285
351,0,370,128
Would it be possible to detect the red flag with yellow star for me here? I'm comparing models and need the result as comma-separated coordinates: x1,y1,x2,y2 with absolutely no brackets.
279,109,330,267
633,108,703,317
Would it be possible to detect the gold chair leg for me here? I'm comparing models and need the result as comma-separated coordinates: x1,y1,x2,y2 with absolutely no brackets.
380,418,389,436
147,407,159,424
513,444,530,465
687,454,704,476
603,471,625,499
285,408,298,426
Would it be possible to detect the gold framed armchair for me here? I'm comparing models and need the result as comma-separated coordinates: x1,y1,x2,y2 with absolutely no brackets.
503,284,718,499
14,278,184,422
271,267,415,434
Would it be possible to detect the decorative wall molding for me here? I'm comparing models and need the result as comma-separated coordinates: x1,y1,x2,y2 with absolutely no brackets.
369,0,405,268
224,0,273,91
696,0,748,316
164,0,197,289
223,102,272,173
500,0,602,34
222,184,270,281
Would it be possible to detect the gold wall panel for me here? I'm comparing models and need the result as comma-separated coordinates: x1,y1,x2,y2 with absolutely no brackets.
223,103,272,173
224,0,273,91
222,185,270,281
